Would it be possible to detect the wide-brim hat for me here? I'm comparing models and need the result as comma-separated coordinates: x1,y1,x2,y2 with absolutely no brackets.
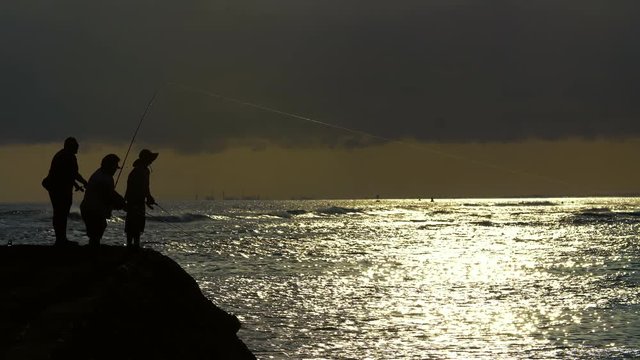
139,149,159,163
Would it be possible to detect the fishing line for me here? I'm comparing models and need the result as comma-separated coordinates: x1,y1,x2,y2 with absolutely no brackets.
167,82,389,143
145,212,193,239
147,203,193,238
154,203,176,219
166,82,578,190
119,82,597,195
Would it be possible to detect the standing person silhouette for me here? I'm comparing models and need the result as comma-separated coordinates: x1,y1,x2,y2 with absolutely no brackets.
42,137,88,246
80,154,126,247
124,149,158,249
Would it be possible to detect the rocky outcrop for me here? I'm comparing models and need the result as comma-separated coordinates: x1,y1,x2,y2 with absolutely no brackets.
0,245,255,359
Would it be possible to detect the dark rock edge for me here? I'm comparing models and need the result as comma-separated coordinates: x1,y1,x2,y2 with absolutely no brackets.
0,245,256,359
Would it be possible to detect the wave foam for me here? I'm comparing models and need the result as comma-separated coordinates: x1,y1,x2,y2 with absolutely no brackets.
147,213,212,223
317,206,361,215
570,210,640,224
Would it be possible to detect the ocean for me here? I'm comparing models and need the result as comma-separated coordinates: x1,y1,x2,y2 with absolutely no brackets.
1,197,640,359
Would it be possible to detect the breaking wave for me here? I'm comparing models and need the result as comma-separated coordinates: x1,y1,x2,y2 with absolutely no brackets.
317,206,362,215
68,212,82,221
68,212,213,224
472,220,496,227
147,213,213,223
493,201,557,207
261,207,361,218
0,209,45,217
569,209,640,224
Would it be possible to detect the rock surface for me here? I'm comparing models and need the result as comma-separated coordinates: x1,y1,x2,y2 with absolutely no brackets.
0,245,256,359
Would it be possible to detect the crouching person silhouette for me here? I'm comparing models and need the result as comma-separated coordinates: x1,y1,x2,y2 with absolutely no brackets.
80,154,126,247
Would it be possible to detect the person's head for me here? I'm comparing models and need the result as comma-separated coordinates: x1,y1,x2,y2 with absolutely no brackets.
138,149,159,166
101,154,121,176
63,137,79,154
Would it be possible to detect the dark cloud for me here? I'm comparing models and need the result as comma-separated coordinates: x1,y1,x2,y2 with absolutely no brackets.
2,0,640,151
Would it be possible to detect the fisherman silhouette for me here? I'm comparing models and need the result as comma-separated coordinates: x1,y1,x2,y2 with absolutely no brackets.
42,137,88,246
124,149,158,248
80,154,126,247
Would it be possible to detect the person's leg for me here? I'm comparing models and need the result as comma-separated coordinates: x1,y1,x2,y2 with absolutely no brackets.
83,212,106,247
127,210,144,248
137,216,146,248
50,191,72,244
60,192,72,242
125,214,133,247
87,217,100,247
95,217,107,245
50,191,63,243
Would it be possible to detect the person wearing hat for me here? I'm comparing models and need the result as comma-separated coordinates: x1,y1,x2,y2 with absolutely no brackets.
42,137,88,246
124,149,158,248
80,154,126,246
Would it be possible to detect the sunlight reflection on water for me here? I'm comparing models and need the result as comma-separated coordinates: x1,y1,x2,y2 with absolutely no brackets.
154,198,640,359
4,198,640,358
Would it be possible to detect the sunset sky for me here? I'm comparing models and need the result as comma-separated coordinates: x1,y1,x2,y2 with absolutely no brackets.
1,0,639,201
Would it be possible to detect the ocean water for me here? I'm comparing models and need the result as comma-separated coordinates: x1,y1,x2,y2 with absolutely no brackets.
2,197,640,359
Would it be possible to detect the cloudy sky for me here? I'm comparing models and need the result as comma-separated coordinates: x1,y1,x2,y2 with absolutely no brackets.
1,0,639,200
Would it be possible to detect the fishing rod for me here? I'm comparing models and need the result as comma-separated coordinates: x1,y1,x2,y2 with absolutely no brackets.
115,87,162,187
111,86,192,237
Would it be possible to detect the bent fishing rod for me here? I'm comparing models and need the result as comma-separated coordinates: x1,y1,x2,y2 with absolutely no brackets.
115,87,161,187
112,86,192,238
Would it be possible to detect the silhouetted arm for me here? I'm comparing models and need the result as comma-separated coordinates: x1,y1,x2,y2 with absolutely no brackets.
144,168,156,206
72,156,88,186
111,190,126,210
75,174,88,187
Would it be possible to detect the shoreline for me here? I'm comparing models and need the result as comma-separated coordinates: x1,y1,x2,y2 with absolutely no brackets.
0,245,256,359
